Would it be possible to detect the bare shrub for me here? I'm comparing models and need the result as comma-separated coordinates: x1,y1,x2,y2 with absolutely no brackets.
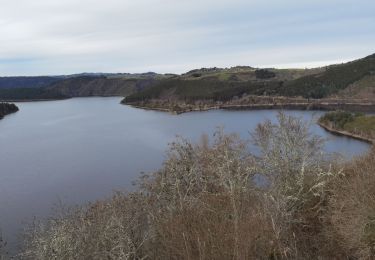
21,193,150,260
0,232,9,260
147,192,274,260
253,112,339,258
328,147,375,259
142,130,276,259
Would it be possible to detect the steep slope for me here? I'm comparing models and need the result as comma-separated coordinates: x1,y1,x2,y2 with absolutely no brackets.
47,75,164,97
0,87,67,101
0,76,63,89
332,74,375,100
0,73,172,101
279,54,375,98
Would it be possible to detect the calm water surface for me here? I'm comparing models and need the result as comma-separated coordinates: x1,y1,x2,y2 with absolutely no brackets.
0,97,370,250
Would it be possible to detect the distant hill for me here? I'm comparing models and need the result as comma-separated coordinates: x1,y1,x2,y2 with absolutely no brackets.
0,87,68,101
0,72,167,90
123,66,323,103
124,54,375,103
0,76,63,89
0,53,374,102
0,73,172,101
47,75,162,97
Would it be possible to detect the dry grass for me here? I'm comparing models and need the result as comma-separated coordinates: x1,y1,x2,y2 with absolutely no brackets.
328,147,375,259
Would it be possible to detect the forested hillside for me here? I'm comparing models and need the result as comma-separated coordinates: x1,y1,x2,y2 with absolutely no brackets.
0,76,63,89
0,87,67,101
280,54,375,98
47,75,163,97
0,74,172,101
124,54,375,103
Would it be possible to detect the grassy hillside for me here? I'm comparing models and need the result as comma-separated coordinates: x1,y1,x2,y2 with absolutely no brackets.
319,110,375,140
124,54,375,103
123,67,320,103
334,74,375,99
280,54,375,98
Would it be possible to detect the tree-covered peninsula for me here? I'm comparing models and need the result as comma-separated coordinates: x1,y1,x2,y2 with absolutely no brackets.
319,110,375,143
0,102,18,119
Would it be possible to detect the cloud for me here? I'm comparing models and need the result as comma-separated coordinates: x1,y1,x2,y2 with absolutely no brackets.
0,0,374,75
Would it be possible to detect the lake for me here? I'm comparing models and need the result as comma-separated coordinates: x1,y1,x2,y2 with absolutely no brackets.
0,97,370,251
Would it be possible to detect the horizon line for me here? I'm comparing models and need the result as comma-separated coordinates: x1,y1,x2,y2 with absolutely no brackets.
0,54,371,77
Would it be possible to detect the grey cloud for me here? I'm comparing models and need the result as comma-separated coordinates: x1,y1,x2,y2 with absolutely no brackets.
0,0,374,75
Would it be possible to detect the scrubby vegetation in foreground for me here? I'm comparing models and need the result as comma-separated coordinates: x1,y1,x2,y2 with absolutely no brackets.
7,113,375,259
319,111,375,141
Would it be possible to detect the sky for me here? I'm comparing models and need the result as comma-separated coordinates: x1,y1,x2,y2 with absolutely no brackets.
0,0,374,76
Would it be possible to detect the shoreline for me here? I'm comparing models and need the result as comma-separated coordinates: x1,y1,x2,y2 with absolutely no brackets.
318,122,374,144
0,98,68,102
0,103,19,120
2,97,375,144
126,102,375,144
124,101,375,115
0,95,125,103
127,104,219,114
